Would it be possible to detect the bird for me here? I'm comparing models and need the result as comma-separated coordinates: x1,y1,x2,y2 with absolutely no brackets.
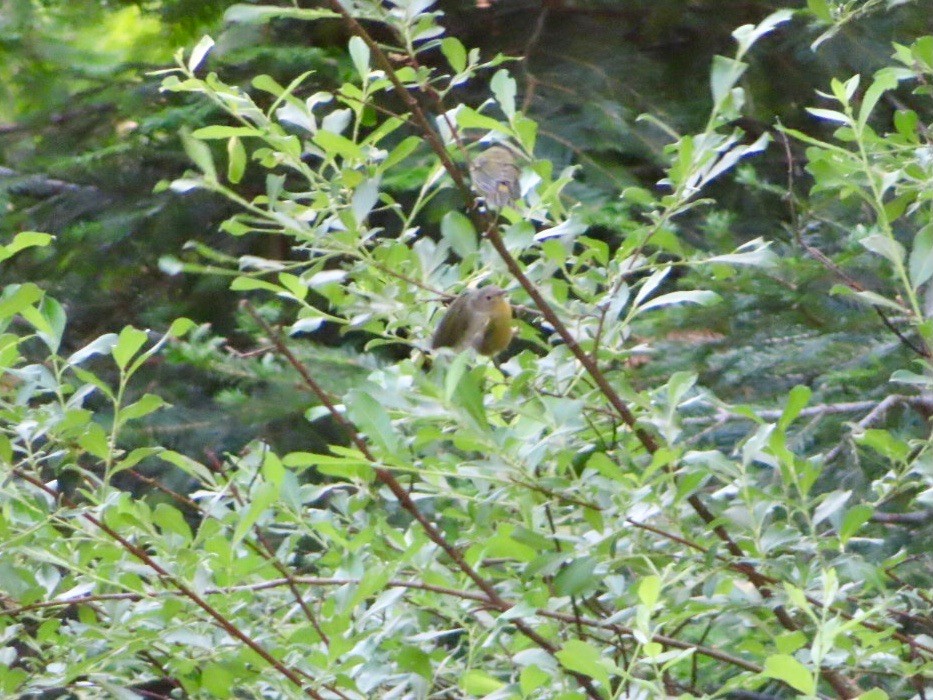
431,286,513,356
470,146,520,208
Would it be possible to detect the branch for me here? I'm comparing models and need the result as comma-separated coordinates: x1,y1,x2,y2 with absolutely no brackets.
872,510,933,526
0,166,101,200
625,517,933,658
777,127,930,360
10,468,323,699
823,394,909,463
241,301,604,700
7,575,765,677
316,9,864,696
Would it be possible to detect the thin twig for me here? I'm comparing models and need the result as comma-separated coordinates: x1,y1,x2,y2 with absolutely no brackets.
520,1,550,113
625,517,933,657
10,468,323,699
6,574,765,676
823,394,906,463
777,127,930,359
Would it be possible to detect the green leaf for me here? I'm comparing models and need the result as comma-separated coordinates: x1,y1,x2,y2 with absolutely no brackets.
586,452,625,481
153,503,194,543
840,504,873,543
159,451,216,483
813,490,850,525
554,557,599,596
168,318,196,338
345,389,400,456
227,136,246,184
731,9,793,52
779,386,811,430
856,690,888,700
443,350,470,403
909,224,933,289
638,575,661,607
775,631,807,655
230,277,284,293
858,70,899,130
890,369,933,386
520,665,550,695
830,285,909,313
856,429,910,460
807,0,832,21
348,36,370,79
113,447,163,476
397,646,432,679
710,55,747,105
224,4,338,23
513,115,538,152
351,178,380,224
555,640,610,689
313,129,363,160
180,129,217,180
490,69,517,119
0,231,54,263
486,525,536,562
859,233,904,265
201,662,233,697
21,296,66,353
460,670,504,695
112,326,149,371
441,37,467,73
806,107,849,124
68,334,118,367
119,394,168,424
894,109,918,142
187,35,214,72
0,284,43,320
232,481,279,546
440,211,477,258
763,654,815,695
78,422,110,461
192,126,260,139
638,290,720,312
381,136,420,171
252,74,285,95
455,106,509,134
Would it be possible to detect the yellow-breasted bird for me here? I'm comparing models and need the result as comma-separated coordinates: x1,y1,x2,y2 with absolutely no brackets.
470,146,520,208
431,286,513,356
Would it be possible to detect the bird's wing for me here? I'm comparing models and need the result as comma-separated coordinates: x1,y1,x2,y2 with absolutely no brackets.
431,294,472,349
471,158,520,207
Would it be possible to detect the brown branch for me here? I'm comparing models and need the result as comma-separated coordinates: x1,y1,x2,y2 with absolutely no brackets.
9,468,323,699
315,8,866,696
6,575,764,677
241,300,604,699
625,518,933,658
203,449,331,646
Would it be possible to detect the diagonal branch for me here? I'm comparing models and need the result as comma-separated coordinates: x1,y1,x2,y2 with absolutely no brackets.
299,9,863,696
10,467,324,699
242,301,604,699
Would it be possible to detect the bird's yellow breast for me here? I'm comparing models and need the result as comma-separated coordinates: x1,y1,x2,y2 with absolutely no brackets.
476,297,513,356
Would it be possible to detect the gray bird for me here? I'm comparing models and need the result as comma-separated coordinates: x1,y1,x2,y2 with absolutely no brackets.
470,146,520,208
